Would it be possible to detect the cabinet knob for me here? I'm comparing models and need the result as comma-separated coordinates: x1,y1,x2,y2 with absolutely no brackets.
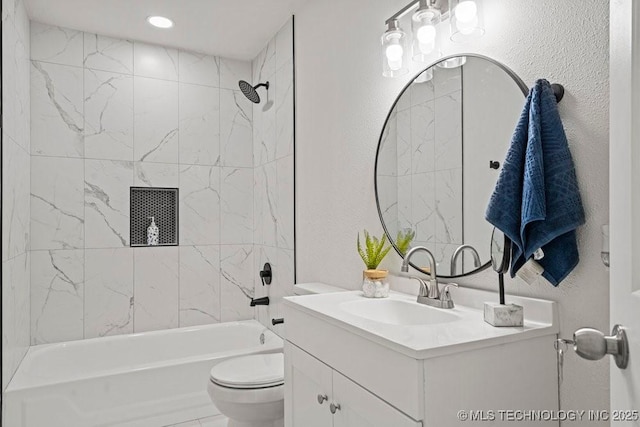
330,402,341,414
317,394,328,404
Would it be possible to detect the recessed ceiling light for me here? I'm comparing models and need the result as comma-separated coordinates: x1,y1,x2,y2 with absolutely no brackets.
147,16,174,29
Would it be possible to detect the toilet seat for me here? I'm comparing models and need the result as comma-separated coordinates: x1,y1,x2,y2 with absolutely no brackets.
208,379,284,406
210,353,284,389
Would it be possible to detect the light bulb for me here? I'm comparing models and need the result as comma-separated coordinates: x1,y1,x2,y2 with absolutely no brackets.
382,19,408,77
455,1,477,22
416,25,436,44
456,16,478,34
386,44,404,71
416,25,436,54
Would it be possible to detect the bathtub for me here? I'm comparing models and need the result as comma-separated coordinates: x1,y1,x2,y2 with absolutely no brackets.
4,320,283,427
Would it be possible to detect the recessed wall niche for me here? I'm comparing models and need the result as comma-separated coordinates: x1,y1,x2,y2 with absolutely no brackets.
130,187,179,246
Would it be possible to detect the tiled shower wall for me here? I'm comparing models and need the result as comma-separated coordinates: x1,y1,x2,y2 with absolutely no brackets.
2,0,31,388
28,22,267,344
251,19,295,334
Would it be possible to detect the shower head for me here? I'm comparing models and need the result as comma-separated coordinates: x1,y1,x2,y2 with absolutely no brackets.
238,80,269,104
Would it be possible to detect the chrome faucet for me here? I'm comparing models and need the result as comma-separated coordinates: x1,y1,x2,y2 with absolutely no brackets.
403,246,459,309
401,246,438,298
450,244,482,275
410,278,458,309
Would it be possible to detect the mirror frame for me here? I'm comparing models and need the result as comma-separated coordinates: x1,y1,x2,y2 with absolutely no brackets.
490,227,512,274
374,53,529,278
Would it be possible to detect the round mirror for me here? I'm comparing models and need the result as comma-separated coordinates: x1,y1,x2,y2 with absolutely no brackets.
375,54,527,278
490,227,511,274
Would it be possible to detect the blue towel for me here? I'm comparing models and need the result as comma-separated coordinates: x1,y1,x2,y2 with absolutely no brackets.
485,79,585,286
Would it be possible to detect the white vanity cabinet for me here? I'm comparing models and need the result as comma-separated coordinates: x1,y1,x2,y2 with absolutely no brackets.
283,289,560,427
285,342,422,427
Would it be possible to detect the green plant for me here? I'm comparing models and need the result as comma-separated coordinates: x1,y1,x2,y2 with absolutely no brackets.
396,229,416,256
357,230,392,270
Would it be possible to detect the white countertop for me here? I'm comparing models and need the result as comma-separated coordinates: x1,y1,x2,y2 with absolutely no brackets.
283,289,558,359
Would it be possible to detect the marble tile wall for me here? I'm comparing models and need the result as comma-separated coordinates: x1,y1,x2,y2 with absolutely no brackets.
2,0,31,391
2,0,31,390
252,18,296,335
29,22,258,344
379,66,463,273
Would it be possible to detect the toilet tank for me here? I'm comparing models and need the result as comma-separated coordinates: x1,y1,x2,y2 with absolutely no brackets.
293,282,346,296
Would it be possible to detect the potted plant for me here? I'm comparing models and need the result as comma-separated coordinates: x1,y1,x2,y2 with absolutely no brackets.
396,228,415,256
357,230,392,298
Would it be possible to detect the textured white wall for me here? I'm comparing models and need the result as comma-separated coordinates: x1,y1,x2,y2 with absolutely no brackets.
295,0,609,420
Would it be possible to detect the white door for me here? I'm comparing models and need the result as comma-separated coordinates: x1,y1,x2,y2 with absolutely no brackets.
610,0,640,418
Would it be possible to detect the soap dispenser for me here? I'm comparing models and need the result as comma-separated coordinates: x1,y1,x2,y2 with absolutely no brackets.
147,216,159,246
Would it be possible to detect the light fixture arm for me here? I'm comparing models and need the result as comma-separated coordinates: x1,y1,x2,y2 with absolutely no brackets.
385,0,446,26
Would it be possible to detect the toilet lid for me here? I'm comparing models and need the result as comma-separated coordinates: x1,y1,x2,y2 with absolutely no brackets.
210,353,284,389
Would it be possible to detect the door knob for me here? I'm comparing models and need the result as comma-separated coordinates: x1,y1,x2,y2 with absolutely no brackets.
573,324,629,369
317,394,328,404
330,402,341,414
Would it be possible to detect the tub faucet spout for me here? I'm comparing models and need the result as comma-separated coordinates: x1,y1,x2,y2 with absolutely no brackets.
250,296,270,307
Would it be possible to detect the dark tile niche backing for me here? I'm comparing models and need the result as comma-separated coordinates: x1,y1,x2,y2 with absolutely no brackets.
130,187,179,246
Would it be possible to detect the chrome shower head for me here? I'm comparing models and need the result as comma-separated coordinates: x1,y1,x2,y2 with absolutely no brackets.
238,80,269,104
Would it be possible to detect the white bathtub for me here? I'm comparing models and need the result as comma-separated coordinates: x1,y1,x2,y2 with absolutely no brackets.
4,320,283,427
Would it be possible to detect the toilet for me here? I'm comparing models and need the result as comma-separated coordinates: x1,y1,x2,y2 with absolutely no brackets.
207,283,345,427
208,353,285,427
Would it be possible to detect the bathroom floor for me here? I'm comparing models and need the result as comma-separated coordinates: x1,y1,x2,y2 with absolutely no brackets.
164,415,227,427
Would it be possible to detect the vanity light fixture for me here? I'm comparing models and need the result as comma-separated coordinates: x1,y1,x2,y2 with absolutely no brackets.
449,0,485,42
381,0,484,77
381,19,409,77
414,68,434,83
147,16,174,29
411,0,442,62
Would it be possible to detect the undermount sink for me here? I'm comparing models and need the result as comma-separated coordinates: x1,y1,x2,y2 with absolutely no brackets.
339,298,460,326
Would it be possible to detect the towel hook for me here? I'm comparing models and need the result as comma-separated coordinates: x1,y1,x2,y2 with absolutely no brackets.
551,83,565,103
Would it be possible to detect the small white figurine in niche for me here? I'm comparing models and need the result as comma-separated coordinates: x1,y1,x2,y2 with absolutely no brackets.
147,216,159,246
